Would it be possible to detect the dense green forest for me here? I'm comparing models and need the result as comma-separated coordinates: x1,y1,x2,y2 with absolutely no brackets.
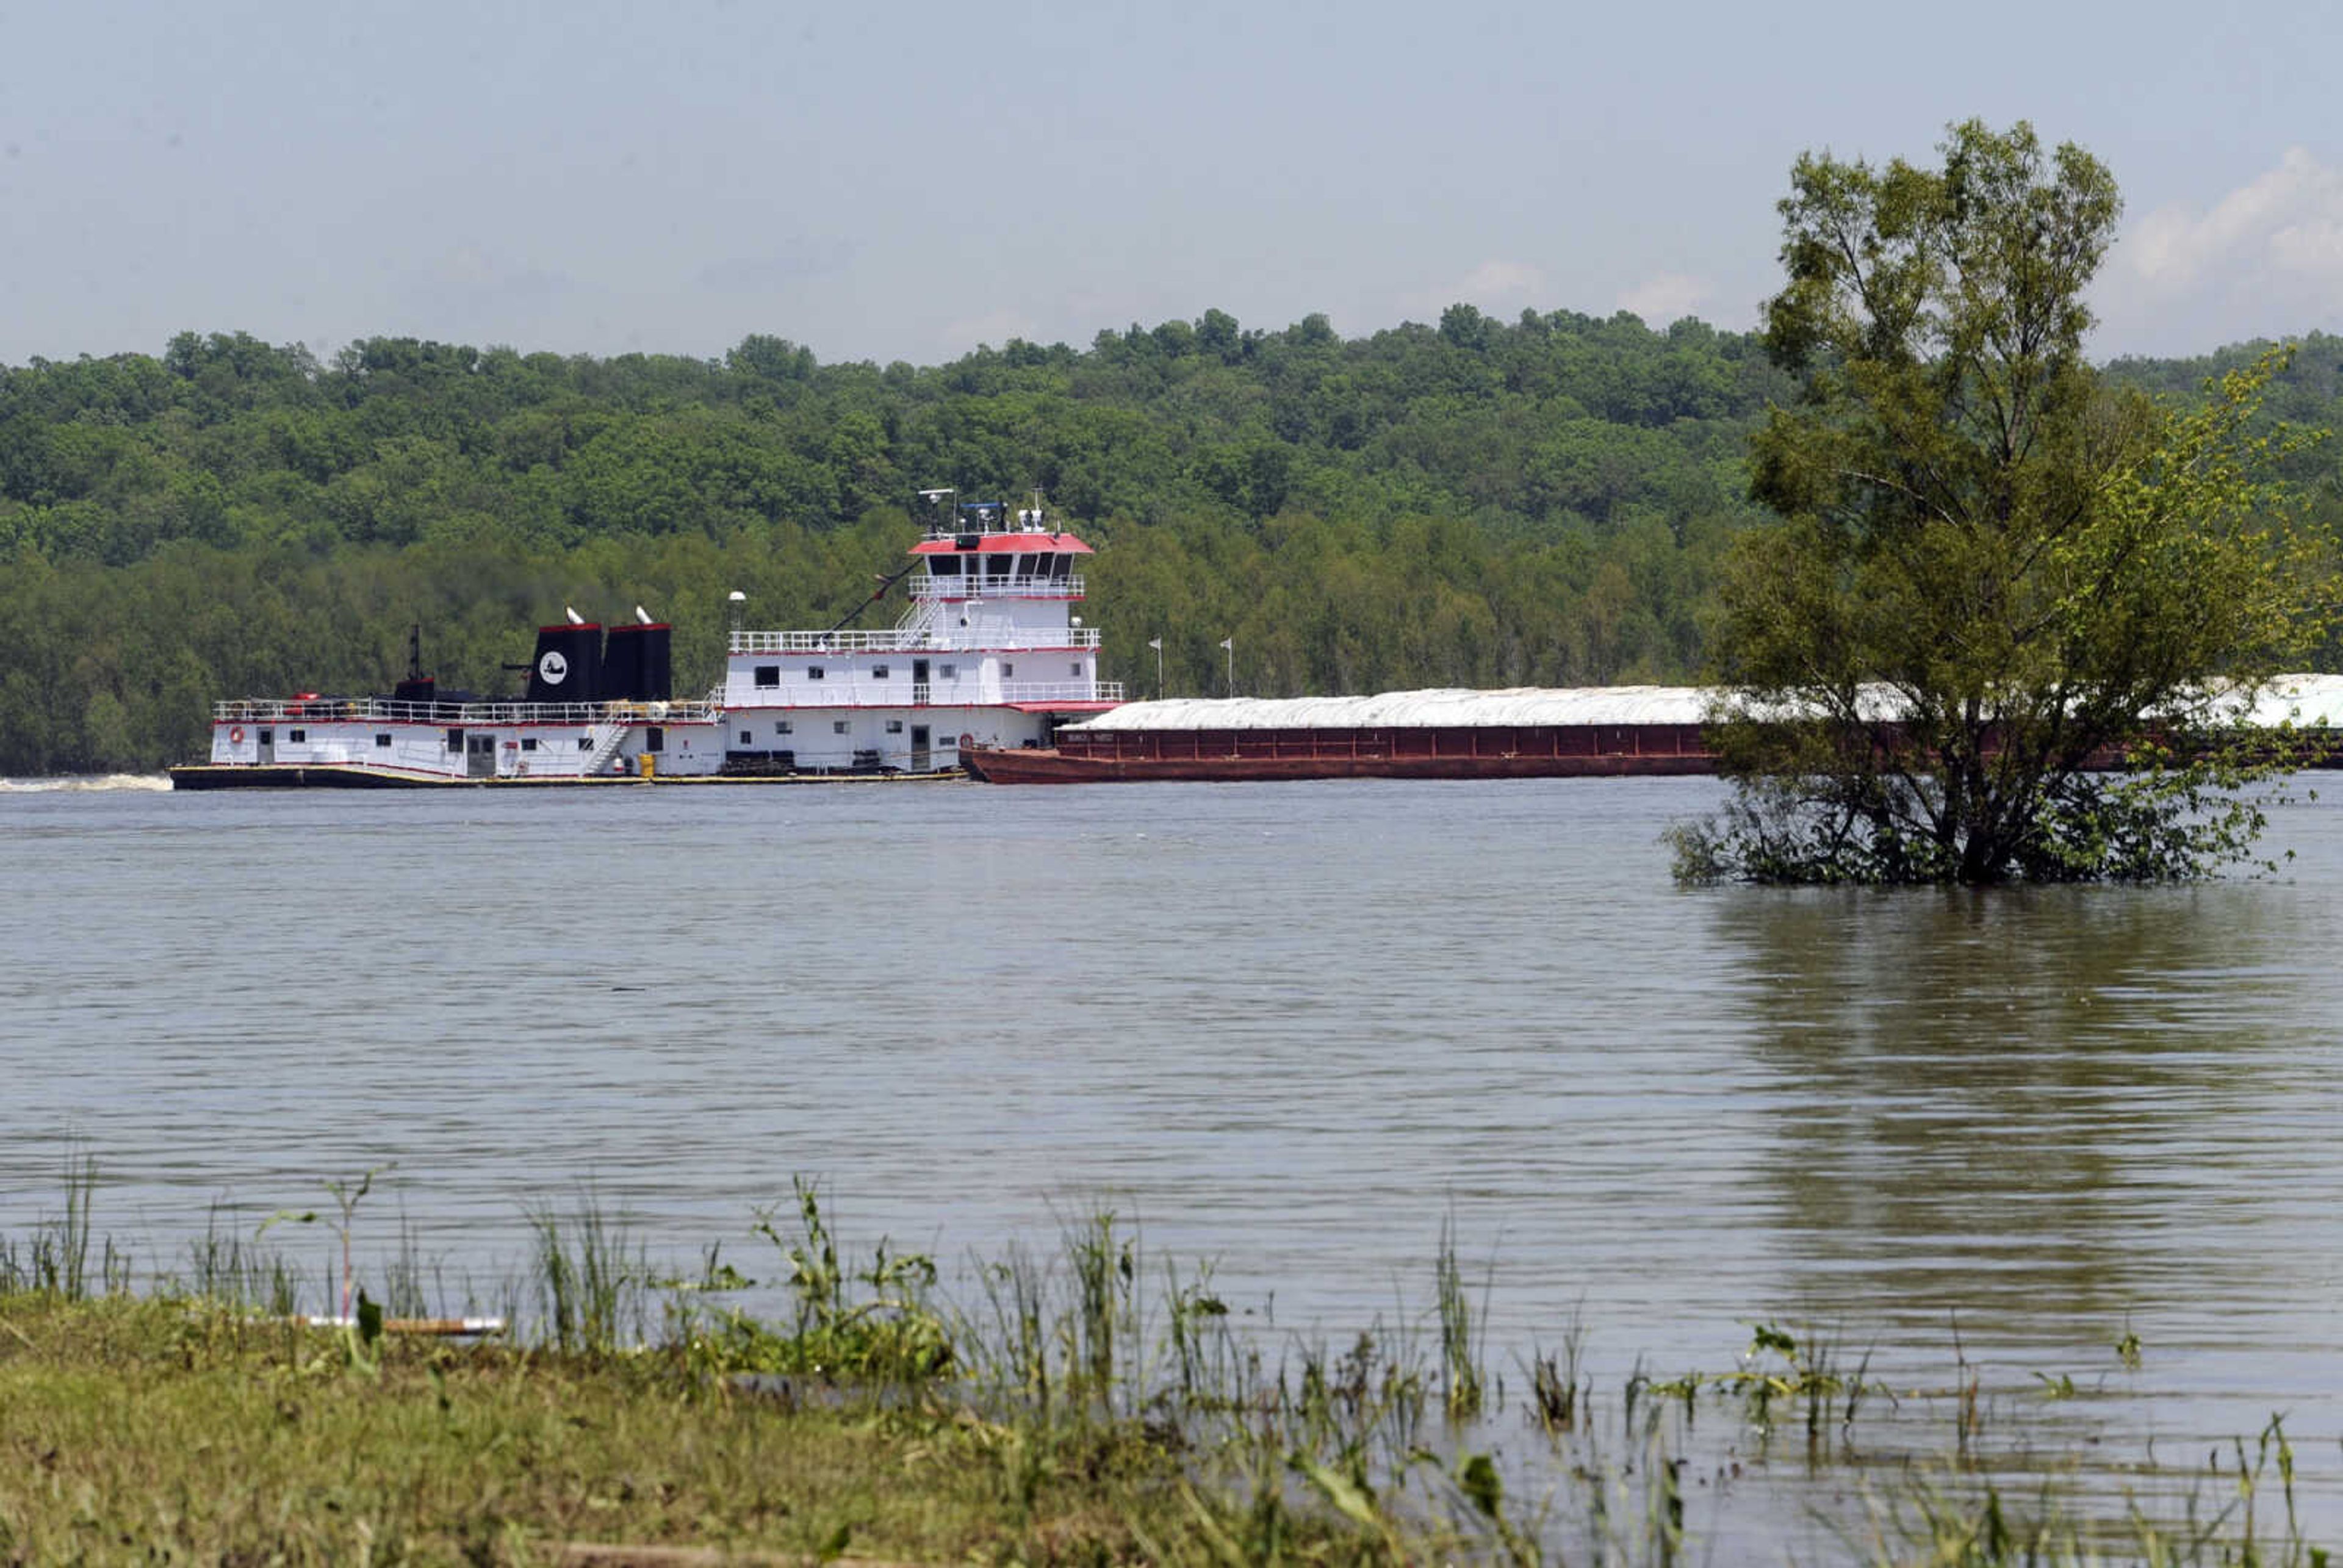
1,310,2338,774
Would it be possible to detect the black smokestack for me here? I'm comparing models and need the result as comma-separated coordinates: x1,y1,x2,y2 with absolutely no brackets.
602,622,672,702
527,624,602,703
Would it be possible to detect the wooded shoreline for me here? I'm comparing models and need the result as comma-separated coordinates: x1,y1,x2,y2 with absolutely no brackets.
3,318,2335,778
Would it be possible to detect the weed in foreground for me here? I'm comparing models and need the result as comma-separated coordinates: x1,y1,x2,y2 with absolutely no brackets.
185,1199,303,1313
1436,1209,1489,1422
680,1176,952,1383
525,1182,646,1354
1527,1306,1591,1435
0,1149,123,1300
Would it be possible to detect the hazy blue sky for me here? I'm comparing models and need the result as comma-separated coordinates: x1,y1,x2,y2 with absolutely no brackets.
3,0,2338,367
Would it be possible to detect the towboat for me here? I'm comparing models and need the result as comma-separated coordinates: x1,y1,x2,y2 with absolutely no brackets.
168,491,1126,788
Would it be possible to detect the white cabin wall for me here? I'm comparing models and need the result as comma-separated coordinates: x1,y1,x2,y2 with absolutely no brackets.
719,705,1049,769
723,646,1096,709
206,720,722,778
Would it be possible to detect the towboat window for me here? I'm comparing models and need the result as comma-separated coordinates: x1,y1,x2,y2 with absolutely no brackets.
832,721,849,735
446,728,463,751
807,666,824,680
938,663,956,678
1071,661,1082,675
520,737,538,752
577,736,593,750
754,664,779,688
930,556,960,579
645,727,665,753
740,730,754,745
872,664,889,679
287,729,306,743
776,721,793,735
1002,662,1015,677
375,733,392,748
885,720,903,733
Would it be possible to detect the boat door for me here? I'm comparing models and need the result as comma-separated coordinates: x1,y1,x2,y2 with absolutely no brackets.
256,727,275,763
910,724,930,771
466,733,497,778
912,658,931,704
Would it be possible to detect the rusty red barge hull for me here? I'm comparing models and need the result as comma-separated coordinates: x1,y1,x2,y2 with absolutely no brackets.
963,723,1718,783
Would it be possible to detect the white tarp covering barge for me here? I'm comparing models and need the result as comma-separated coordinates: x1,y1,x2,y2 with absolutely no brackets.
1069,674,2343,733
2225,673,2343,728
1070,686,1711,731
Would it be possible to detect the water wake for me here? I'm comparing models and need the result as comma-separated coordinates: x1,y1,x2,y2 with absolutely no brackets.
0,773,173,793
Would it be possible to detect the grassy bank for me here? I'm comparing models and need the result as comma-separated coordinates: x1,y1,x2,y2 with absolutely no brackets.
2,1168,2333,1565
0,1292,1386,1565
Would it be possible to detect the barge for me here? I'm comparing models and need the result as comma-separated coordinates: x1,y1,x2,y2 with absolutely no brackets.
171,492,1123,788
960,689,1718,782
958,678,2343,784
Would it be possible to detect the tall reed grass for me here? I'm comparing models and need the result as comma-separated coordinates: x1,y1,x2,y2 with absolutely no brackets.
525,1183,644,1354
0,1150,127,1299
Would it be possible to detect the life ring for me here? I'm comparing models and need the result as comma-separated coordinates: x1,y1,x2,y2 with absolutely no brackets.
228,725,245,745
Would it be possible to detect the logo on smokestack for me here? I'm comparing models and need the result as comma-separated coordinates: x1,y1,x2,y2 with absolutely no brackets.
538,650,569,685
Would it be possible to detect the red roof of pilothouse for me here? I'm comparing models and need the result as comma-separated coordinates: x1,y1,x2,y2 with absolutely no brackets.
909,533,1093,555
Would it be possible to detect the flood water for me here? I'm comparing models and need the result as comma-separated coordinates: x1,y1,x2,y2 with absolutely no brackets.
8,774,2343,1543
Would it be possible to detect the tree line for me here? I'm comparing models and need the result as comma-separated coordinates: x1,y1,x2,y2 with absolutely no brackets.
1,309,2338,774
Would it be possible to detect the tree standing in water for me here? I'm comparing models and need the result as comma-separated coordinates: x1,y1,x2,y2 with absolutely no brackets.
1674,120,2334,885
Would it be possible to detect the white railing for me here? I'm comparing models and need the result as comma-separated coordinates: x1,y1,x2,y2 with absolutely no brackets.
214,697,718,724
909,574,1084,600
732,628,919,653
1001,682,1124,704
727,675,1123,708
731,626,1102,654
